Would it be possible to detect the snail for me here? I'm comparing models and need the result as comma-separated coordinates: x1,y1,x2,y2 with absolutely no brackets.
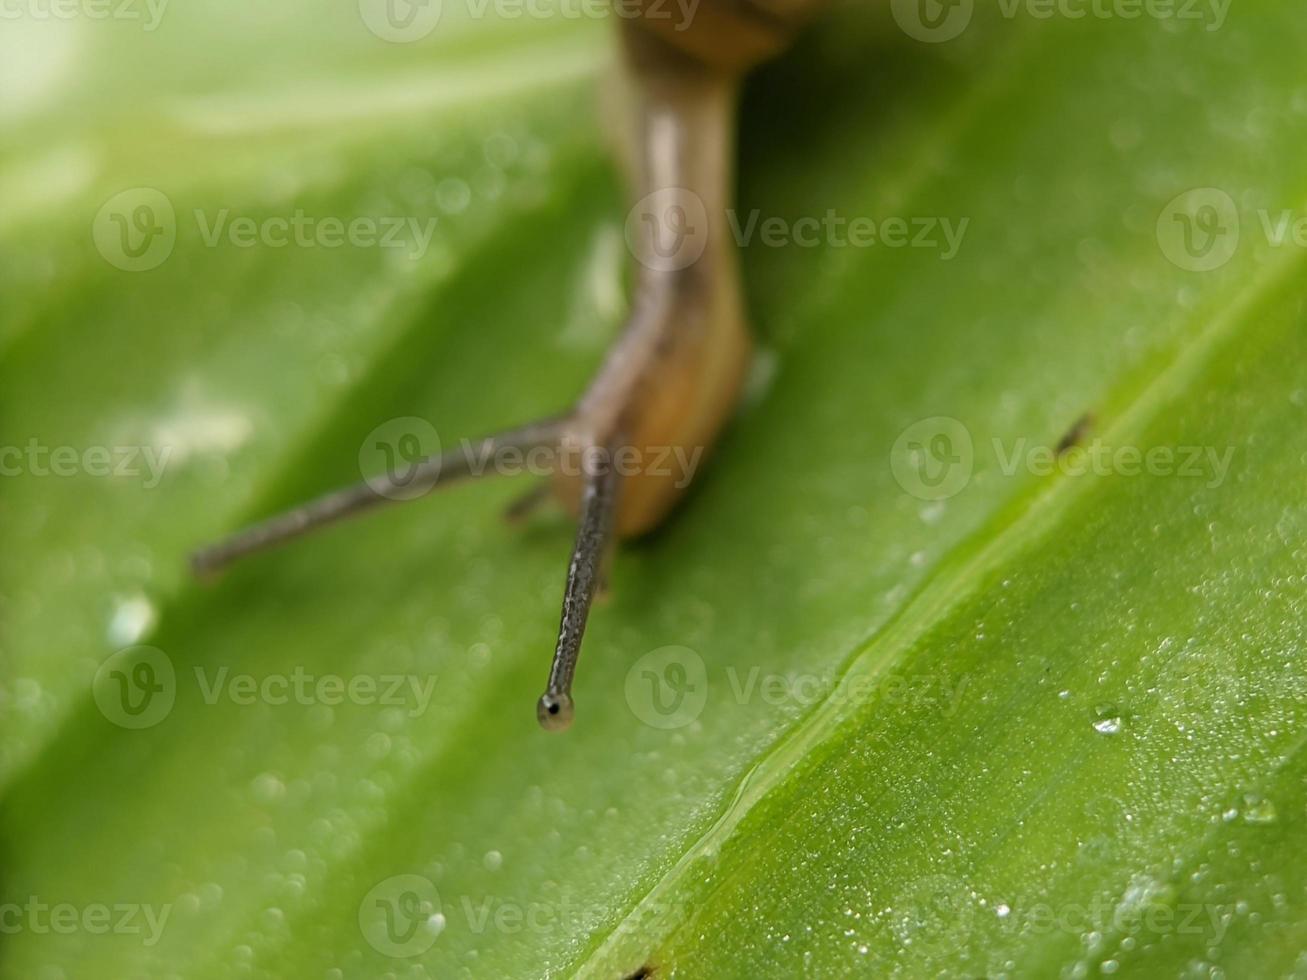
192,0,828,731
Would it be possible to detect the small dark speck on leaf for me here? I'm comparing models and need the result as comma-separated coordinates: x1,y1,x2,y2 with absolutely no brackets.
623,965,655,980
1056,412,1095,455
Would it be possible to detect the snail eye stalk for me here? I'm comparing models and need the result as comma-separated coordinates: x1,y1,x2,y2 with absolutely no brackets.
190,418,564,577
537,448,622,732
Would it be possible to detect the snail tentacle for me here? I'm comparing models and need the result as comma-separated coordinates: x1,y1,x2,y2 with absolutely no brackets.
191,417,566,577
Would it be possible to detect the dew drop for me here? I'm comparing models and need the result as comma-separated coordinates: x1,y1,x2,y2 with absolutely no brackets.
919,501,946,525
1242,795,1278,825
1092,704,1124,736
107,593,157,646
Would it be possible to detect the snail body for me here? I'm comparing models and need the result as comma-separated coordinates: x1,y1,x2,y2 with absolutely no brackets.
192,0,826,730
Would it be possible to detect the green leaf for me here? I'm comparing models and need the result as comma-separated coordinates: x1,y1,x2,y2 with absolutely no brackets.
3,3,1306,978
